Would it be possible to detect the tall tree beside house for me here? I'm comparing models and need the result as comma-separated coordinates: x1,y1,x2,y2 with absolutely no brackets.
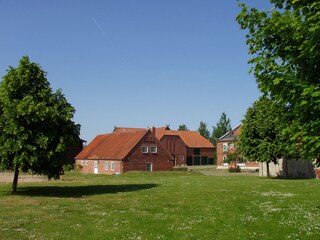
0,56,80,193
210,112,232,144
198,121,210,139
237,1,320,160
238,96,285,177
178,124,189,131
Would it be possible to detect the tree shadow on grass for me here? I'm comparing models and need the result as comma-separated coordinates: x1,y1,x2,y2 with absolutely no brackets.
16,184,158,198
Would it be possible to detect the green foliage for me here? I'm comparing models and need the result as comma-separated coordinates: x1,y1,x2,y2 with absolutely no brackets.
63,164,74,172
237,1,320,159
178,124,189,131
238,96,285,164
211,112,232,144
0,56,80,182
224,150,243,165
197,121,210,139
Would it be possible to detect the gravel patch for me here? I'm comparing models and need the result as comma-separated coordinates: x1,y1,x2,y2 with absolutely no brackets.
0,172,48,183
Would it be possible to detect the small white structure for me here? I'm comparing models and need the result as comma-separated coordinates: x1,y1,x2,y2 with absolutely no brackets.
259,158,315,178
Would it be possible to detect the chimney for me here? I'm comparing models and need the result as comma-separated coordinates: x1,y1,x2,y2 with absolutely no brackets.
152,126,156,135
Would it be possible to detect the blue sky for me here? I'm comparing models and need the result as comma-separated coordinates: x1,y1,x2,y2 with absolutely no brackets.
0,0,272,142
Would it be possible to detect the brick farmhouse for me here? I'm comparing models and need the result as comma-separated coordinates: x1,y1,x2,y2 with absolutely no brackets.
75,126,215,175
216,124,258,168
75,128,173,175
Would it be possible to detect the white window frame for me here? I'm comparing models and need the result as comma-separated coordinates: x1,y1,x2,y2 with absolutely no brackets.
85,160,88,166
230,143,235,150
105,161,109,170
81,160,84,166
111,162,115,171
180,156,185,161
150,146,157,153
146,162,153,172
141,146,148,153
222,143,228,153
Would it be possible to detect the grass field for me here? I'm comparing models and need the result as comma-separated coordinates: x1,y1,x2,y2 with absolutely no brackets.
1,170,320,240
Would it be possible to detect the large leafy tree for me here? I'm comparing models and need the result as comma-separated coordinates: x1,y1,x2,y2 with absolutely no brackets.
210,112,232,144
198,121,210,139
238,96,285,177
237,1,320,160
0,56,80,193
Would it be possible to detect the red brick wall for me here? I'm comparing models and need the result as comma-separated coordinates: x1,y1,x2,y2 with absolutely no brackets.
75,159,122,174
160,135,187,166
216,141,237,166
123,131,173,172
216,140,258,167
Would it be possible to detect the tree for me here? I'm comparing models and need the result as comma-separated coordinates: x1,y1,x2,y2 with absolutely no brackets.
198,121,210,139
0,56,80,193
211,112,232,144
178,124,189,131
238,96,285,177
237,1,320,160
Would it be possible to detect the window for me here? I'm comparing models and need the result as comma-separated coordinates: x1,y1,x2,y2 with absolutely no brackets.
85,160,88,166
150,146,157,153
230,143,235,150
141,146,148,153
111,162,115,171
81,160,84,166
105,161,108,170
222,143,228,153
180,156,185,161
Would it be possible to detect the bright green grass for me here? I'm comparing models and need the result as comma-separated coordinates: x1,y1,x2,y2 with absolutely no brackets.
1,171,320,240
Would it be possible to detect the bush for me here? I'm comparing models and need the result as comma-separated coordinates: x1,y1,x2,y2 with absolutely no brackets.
228,165,241,173
63,164,74,171
74,164,83,172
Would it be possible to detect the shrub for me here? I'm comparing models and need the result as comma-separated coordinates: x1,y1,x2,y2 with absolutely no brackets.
74,164,83,172
228,165,241,173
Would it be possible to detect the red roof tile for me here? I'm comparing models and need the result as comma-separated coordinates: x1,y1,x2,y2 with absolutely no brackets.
75,130,148,160
113,127,146,133
163,130,214,148
154,126,170,140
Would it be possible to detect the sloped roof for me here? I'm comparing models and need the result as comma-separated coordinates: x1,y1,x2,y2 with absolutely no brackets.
113,127,146,133
154,126,170,140
218,124,242,142
163,130,214,148
75,130,148,160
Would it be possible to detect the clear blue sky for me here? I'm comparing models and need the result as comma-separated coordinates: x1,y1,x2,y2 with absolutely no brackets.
0,0,272,142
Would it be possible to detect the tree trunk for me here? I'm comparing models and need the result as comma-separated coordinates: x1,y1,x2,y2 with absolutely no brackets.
11,166,19,194
266,160,270,178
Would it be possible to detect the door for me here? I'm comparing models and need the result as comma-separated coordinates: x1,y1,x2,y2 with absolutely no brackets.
94,160,99,174
146,162,153,172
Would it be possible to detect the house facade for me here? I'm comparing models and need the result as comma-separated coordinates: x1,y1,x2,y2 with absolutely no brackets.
75,128,173,175
155,127,215,166
216,124,258,168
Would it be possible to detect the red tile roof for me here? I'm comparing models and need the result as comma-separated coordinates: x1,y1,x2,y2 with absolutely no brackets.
113,127,146,133
75,130,148,160
163,130,214,148
154,126,170,140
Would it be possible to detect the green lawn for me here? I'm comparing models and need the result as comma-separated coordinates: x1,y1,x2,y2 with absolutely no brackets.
1,171,320,240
